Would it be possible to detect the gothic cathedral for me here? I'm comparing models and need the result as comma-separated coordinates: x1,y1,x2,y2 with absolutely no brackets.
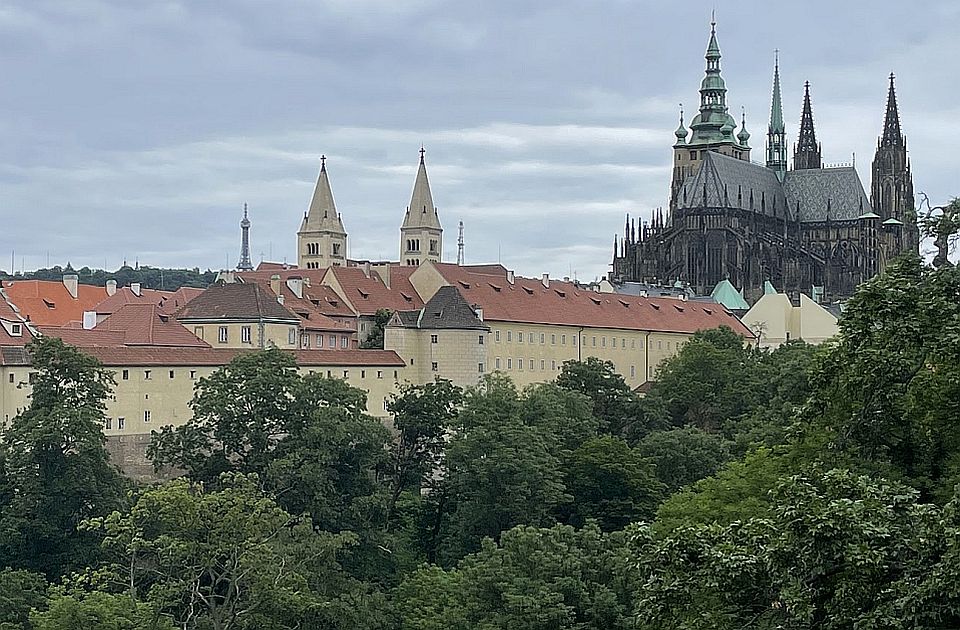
610,21,916,303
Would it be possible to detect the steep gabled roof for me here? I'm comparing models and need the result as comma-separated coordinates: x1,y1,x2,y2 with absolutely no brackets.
325,266,423,315
783,167,871,222
175,282,298,322
1,279,107,327
391,286,487,331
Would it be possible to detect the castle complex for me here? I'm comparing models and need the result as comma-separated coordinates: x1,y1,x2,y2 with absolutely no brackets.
611,22,916,303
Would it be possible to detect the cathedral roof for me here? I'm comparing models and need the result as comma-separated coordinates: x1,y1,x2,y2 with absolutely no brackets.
678,152,787,215
782,167,871,222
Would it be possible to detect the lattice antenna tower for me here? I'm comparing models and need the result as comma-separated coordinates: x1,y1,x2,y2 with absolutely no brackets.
457,220,465,265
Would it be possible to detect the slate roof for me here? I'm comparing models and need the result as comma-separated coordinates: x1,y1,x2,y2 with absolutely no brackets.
175,282,297,322
678,152,787,216
783,167,871,222
677,152,873,223
391,286,488,331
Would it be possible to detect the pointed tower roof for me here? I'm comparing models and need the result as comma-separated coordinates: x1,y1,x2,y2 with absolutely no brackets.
793,81,822,170
688,18,739,147
737,108,751,146
769,52,784,134
402,147,441,229
301,156,346,234
881,73,903,146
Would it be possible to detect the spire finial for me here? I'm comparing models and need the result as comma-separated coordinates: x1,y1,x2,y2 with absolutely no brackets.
243,202,248,219
419,145,426,163
711,8,715,30
679,102,684,125
320,154,326,170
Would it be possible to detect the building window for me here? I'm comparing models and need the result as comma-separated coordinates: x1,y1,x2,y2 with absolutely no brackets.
478,335,484,345
518,332,523,343
495,357,501,369
631,339,636,349
478,363,484,373
551,360,556,370
689,150,696,160
601,337,606,347
302,333,310,348
429,239,438,255
288,329,296,345
7,373,12,384
329,335,336,348
540,360,545,370
507,331,512,342
332,242,342,256
630,366,636,378
143,410,151,423
317,334,323,347
190,370,197,380
561,334,566,345
658,340,662,350
169,370,175,379
377,370,383,379
218,326,228,343
144,370,151,380
431,362,438,372
10,323,21,336
592,336,597,347
431,334,439,344
529,333,534,344
361,370,366,378
104,417,112,430
118,417,125,430
495,330,501,342
518,358,523,371
122,369,129,380
241,326,252,344
539,333,545,344
551,334,556,344
343,370,349,379
341,336,348,348
507,358,512,369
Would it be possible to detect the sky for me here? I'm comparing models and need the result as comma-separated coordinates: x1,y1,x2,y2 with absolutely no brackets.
1,0,957,280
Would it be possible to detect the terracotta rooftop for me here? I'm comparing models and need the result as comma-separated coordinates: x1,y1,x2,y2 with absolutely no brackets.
2,279,107,327
428,263,753,337
325,265,423,315
0,297,33,346
175,282,297,322
97,303,210,347
0,346,405,367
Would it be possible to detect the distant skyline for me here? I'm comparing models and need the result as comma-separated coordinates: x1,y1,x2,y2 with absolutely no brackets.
1,1,957,280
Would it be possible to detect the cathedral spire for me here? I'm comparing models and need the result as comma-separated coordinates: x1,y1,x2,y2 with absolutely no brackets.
298,156,347,269
766,51,788,180
793,81,822,170
402,147,439,228
881,73,903,146
400,147,443,264
237,203,253,271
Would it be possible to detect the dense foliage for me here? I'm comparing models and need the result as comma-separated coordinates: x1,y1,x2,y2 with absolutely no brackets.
2,242,959,627
0,265,217,291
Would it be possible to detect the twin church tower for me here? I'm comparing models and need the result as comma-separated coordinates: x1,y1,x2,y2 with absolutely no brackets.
293,148,443,269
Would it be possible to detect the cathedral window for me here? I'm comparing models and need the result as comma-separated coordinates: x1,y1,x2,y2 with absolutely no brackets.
332,243,341,256
430,240,438,254
690,151,697,160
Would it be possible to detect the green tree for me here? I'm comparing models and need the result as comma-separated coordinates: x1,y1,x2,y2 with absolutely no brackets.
85,473,356,630
563,436,663,530
0,569,49,630
385,379,463,520
0,338,124,578
30,592,173,630
556,357,641,436
636,426,729,493
395,523,637,630
360,308,394,349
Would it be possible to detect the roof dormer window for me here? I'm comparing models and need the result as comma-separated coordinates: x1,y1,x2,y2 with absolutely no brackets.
10,323,22,336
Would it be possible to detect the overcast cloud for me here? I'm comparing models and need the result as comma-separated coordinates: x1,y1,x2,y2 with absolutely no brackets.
1,0,956,280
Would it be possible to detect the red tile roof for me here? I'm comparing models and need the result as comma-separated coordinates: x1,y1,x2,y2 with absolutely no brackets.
0,346,405,367
97,303,210,347
325,266,423,315
0,297,33,346
429,263,753,337
2,279,107,327
237,270,356,319
39,327,127,347
92,287,172,316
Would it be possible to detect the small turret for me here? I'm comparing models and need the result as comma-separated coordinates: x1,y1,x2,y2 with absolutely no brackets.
737,108,750,148
793,81,822,170
674,106,688,144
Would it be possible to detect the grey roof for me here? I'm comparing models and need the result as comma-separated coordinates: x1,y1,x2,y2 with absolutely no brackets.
300,163,346,234
402,155,442,230
613,281,694,299
677,152,873,224
783,167,871,222
678,152,788,217
391,286,487,330
175,282,298,322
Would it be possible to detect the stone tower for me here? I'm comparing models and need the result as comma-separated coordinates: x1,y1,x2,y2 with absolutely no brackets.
236,203,253,271
400,148,443,265
793,82,822,170
670,20,751,211
766,53,788,181
871,73,917,251
298,156,347,270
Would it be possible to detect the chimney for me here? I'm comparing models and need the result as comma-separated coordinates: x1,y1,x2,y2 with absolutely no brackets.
373,264,391,288
506,270,515,285
106,279,117,296
362,261,371,278
286,276,303,299
473,305,484,322
277,294,285,305
541,273,549,288
269,274,281,296
82,311,97,330
130,282,141,297
62,274,79,299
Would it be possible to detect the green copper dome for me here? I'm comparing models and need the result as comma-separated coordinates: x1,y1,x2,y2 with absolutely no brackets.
737,111,750,144
674,109,688,142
